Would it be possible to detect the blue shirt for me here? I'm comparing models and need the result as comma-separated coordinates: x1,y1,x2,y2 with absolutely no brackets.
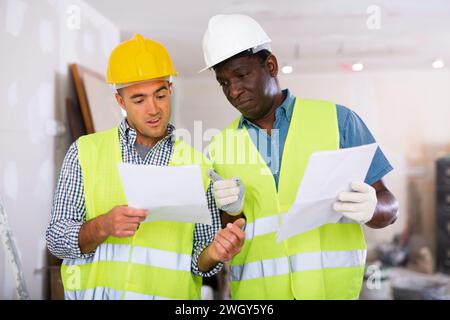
239,89,393,189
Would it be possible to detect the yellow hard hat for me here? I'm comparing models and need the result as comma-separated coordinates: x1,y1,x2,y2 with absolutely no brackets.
106,34,178,85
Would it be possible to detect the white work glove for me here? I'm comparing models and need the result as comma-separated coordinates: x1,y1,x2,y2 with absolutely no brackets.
333,181,377,224
207,169,245,216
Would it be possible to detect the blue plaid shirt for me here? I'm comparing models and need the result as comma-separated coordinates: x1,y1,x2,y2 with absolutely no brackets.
46,119,223,277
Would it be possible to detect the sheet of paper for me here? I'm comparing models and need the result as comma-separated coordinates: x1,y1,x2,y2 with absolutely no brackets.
117,163,212,225
277,143,378,242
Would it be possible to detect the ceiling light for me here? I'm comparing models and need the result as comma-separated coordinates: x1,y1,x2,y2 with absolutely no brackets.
351,62,364,72
432,59,444,69
281,65,293,74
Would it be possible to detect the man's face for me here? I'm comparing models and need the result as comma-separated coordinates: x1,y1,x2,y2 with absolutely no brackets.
115,80,172,145
214,54,277,121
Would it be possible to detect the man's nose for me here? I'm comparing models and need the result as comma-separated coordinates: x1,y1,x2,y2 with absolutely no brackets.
228,80,243,99
145,100,159,115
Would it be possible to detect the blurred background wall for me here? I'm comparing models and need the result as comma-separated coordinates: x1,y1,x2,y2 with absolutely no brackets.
0,0,119,299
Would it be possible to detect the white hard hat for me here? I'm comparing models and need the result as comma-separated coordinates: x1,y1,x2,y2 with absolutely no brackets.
200,14,271,72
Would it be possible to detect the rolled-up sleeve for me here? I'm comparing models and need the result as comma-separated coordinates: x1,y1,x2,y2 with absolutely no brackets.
191,183,224,277
45,141,94,260
337,104,393,185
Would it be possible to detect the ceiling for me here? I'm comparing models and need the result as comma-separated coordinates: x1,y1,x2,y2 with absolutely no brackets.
89,0,450,76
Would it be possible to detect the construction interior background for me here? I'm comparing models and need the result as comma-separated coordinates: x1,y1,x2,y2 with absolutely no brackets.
1,0,450,300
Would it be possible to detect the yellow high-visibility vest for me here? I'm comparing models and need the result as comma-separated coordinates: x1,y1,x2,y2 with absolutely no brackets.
208,99,367,299
61,127,211,300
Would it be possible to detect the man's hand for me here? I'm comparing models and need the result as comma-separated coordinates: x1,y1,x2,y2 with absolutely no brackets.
101,205,148,238
209,218,246,262
333,182,377,224
79,205,148,254
198,218,246,272
208,169,245,216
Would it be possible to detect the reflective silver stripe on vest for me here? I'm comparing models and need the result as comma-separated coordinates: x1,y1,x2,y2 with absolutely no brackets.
63,243,191,272
231,250,367,281
131,246,191,272
123,291,175,300
64,287,175,300
231,256,290,281
290,249,367,272
244,214,357,241
63,243,130,266
245,215,280,240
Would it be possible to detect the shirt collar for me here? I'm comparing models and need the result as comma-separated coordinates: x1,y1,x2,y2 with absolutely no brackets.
118,118,176,147
238,88,296,129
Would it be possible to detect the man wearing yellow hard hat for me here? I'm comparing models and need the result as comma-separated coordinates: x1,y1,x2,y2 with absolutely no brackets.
46,34,245,300
201,15,398,300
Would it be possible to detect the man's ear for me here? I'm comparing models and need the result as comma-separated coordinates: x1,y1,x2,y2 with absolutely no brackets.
266,54,278,77
168,82,173,95
115,92,126,111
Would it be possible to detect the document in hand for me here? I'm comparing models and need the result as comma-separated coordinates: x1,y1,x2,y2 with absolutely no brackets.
117,163,212,225
276,143,378,242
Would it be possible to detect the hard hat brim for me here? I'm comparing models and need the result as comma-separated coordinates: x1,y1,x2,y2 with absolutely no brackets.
199,41,272,73
112,76,173,90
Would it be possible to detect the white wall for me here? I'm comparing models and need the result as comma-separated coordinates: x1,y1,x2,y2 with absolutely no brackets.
175,68,450,251
174,74,240,154
0,0,119,299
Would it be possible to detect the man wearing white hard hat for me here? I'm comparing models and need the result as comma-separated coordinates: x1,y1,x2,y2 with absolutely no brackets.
201,14,398,299
46,34,245,299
